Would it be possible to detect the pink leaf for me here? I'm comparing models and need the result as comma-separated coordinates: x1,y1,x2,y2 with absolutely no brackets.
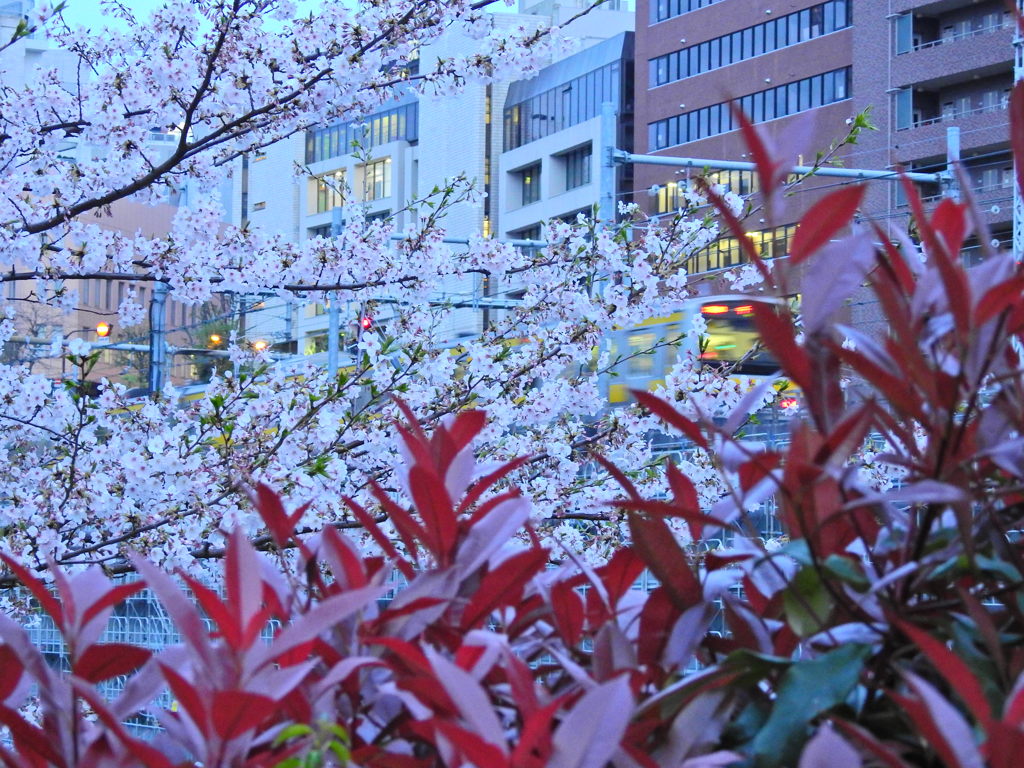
549,675,633,768
798,724,862,768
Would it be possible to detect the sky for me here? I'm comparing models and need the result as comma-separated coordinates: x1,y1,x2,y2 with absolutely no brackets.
57,0,515,29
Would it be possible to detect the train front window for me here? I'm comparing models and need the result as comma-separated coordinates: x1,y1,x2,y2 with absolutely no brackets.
628,331,658,375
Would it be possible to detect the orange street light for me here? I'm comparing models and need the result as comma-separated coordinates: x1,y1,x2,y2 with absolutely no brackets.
252,339,269,352
95,321,112,338
209,333,222,346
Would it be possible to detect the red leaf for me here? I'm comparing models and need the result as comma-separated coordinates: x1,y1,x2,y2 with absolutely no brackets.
1012,81,1024,213
456,455,530,516
597,548,646,608
80,581,145,630
211,690,278,740
628,513,701,612
895,620,992,729
591,451,641,500
549,581,585,646
342,494,415,581
461,548,548,629
929,198,972,336
368,480,426,557
181,574,239,650
74,643,151,684
0,644,22,702
433,720,509,768
637,588,678,667
632,390,709,450
666,461,699,515
319,526,368,590
444,409,487,460
225,527,265,649
891,671,984,768
975,274,1024,328
251,482,305,548
751,303,811,391
408,463,457,561
0,554,62,631
730,104,782,200
510,697,564,768
160,664,209,737
0,703,67,767
789,186,865,265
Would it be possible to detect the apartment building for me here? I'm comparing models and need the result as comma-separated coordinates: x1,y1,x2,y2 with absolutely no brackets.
852,0,1015,257
633,0,1015,285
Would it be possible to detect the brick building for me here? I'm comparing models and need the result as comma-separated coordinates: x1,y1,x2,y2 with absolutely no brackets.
633,0,1015,284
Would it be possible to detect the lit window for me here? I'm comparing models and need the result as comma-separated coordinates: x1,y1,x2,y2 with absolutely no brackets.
519,164,541,206
315,170,345,213
364,158,392,201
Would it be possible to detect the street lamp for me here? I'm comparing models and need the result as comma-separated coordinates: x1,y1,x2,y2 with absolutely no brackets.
208,333,222,346
95,321,112,338
252,339,269,352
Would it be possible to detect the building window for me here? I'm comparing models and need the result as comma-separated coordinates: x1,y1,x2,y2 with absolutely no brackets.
649,1,850,88
305,102,418,164
687,224,797,275
363,158,392,201
308,224,333,239
563,145,592,190
504,60,622,151
315,170,345,213
518,164,541,206
650,0,722,25
647,67,852,151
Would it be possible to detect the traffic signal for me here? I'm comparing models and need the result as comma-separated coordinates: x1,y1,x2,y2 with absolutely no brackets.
95,321,112,338
360,316,373,331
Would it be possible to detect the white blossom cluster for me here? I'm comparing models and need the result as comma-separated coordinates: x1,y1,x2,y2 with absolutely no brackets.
0,0,801,573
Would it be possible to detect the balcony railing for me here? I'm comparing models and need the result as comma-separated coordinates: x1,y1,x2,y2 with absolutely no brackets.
909,20,1009,52
905,100,1008,130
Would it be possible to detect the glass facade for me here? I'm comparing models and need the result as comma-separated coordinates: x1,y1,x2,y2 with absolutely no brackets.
649,0,721,25
648,67,851,151
649,1,850,88
306,102,418,164
504,61,623,151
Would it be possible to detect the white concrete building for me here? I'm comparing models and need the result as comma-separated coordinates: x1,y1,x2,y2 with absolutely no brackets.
225,2,635,360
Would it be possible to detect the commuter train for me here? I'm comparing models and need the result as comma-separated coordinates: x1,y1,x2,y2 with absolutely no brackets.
600,295,785,406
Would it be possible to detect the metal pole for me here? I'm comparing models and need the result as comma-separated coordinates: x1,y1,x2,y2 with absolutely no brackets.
148,282,168,394
943,126,961,201
611,150,945,185
599,101,617,224
1015,2,1023,260
327,207,344,377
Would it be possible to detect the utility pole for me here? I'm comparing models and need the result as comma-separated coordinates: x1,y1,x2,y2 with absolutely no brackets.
148,282,168,394
327,206,344,378
1014,1,1023,260
598,101,617,224
943,126,961,201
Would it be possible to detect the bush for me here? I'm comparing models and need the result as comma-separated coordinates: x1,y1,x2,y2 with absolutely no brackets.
2,96,1024,768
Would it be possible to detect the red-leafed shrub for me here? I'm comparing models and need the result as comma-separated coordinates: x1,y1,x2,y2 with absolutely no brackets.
2,85,1024,768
